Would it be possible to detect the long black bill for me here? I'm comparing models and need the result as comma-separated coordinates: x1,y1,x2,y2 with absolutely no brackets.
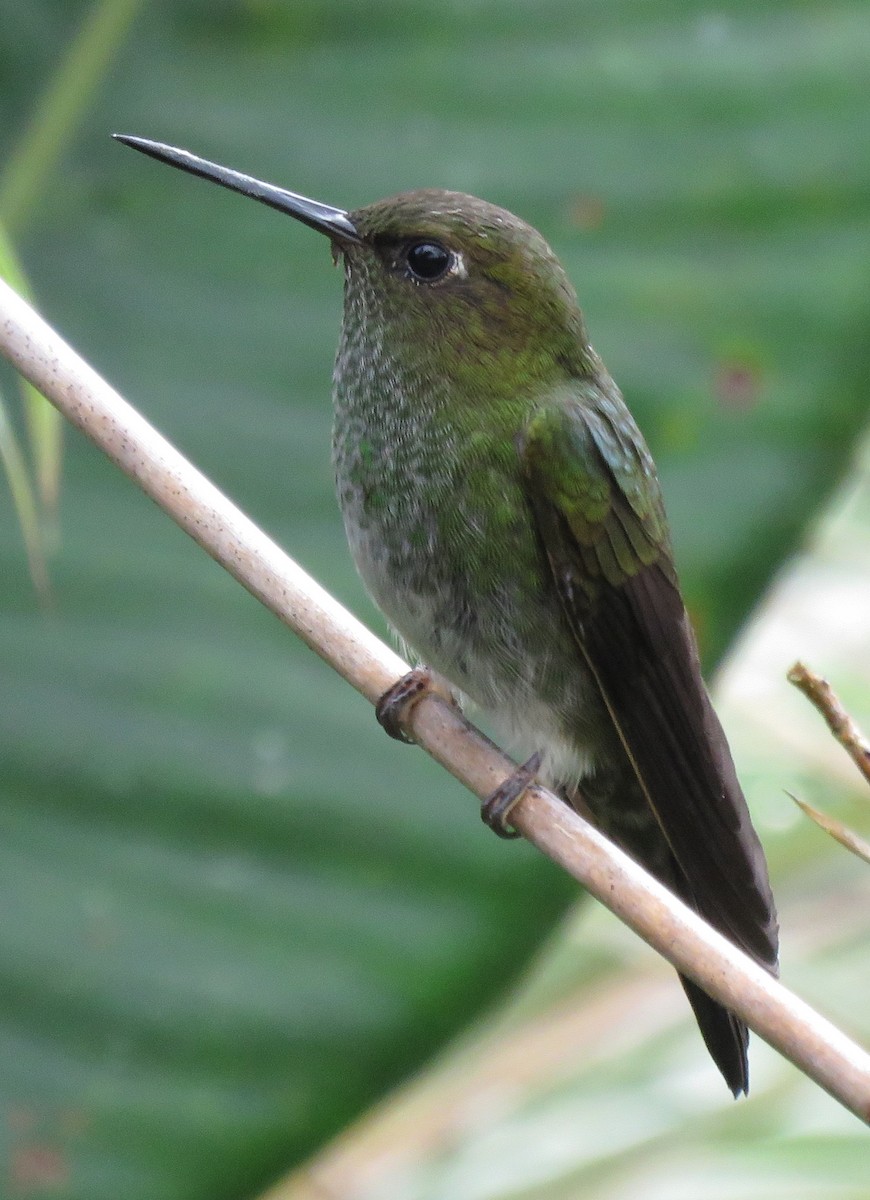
112,134,360,243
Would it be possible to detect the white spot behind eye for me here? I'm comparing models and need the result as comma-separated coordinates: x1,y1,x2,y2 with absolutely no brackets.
448,250,467,280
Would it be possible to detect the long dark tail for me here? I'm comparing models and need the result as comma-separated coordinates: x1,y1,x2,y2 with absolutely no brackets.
565,765,768,1095
680,975,749,1096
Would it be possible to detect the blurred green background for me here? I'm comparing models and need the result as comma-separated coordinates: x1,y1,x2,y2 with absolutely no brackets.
1,2,869,1198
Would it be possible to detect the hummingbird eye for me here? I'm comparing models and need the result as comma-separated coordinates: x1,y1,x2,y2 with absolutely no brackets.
405,241,452,282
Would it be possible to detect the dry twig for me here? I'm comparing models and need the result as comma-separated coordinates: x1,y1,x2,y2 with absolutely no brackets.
787,661,870,863
788,661,870,788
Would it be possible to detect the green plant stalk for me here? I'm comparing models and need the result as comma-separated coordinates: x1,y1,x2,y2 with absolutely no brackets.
0,223,62,512
0,391,50,602
0,224,53,599
0,0,140,580
0,0,142,234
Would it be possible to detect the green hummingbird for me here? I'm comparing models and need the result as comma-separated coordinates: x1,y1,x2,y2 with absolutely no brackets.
115,134,778,1096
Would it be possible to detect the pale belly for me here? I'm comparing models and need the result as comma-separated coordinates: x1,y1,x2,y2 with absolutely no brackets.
338,486,606,787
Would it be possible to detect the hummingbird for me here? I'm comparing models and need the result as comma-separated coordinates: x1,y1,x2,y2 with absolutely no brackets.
114,134,778,1096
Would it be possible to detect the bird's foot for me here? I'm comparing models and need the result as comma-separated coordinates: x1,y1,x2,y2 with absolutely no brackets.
376,667,457,744
481,751,543,839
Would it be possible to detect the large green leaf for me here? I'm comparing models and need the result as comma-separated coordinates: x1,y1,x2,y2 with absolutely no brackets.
1,2,868,1197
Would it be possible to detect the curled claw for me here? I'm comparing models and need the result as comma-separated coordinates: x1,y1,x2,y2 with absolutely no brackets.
481,751,543,839
375,667,438,743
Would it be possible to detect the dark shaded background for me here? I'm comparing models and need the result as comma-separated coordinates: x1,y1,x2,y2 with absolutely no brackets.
1,2,869,1197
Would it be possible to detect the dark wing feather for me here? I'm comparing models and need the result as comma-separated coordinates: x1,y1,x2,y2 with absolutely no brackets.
577,553,777,965
521,385,778,1083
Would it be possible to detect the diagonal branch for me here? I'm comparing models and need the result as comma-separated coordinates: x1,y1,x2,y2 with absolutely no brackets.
1,275,869,1125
